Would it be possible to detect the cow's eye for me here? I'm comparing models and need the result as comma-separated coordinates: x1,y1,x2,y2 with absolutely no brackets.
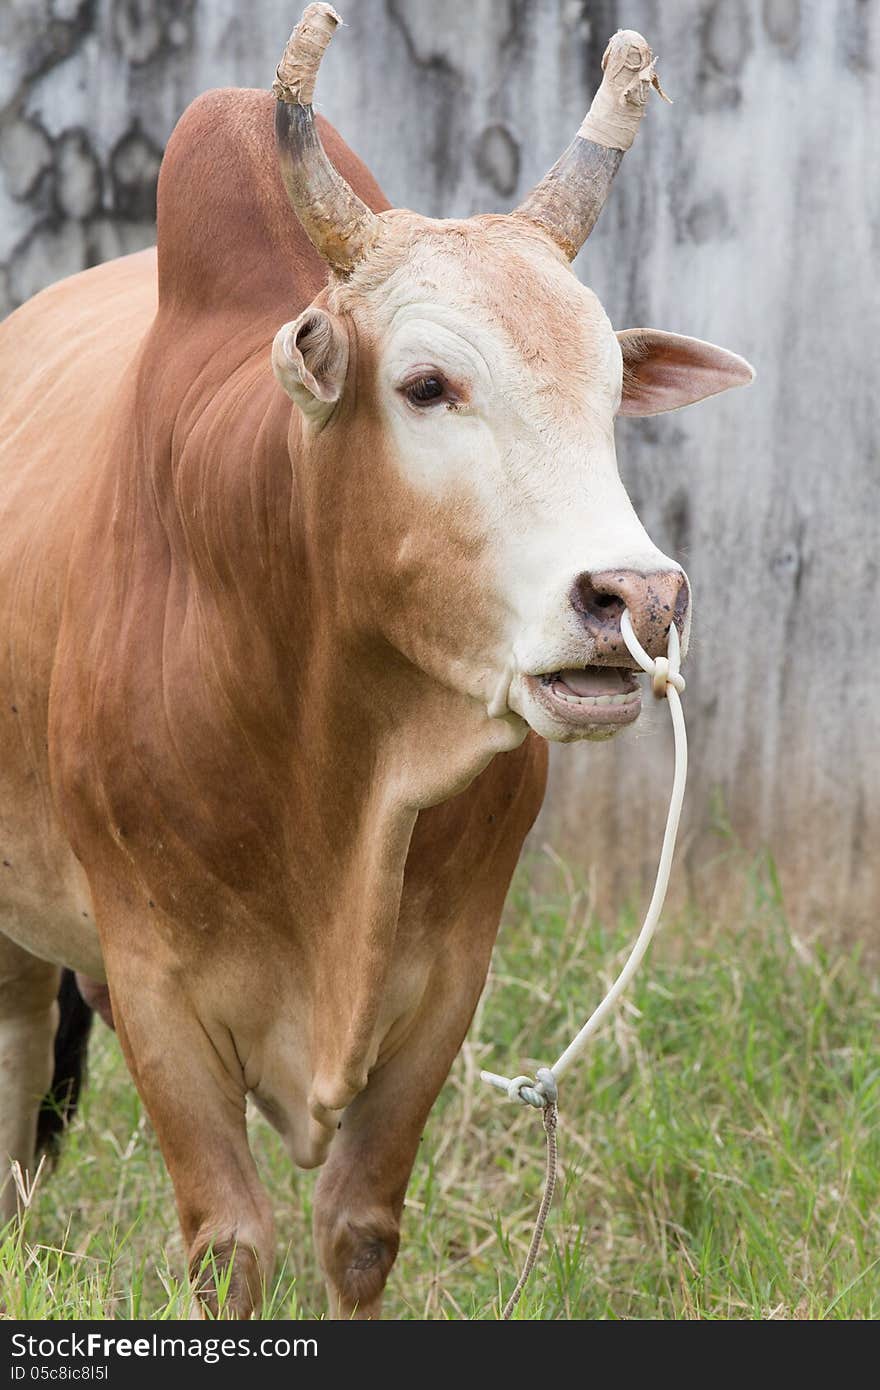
404,374,447,406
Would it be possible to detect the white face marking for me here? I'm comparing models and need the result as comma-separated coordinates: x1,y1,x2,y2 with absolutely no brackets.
348,225,684,739
383,310,496,495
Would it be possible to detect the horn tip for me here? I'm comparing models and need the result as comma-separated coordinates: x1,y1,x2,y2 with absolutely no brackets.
273,4,344,106
601,29,652,71
578,28,667,150
603,30,672,105
299,2,343,30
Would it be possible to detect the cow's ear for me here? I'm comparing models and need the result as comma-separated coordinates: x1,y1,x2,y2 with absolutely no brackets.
617,329,754,416
272,307,348,416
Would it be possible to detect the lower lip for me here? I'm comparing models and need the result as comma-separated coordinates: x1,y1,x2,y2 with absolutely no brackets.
526,676,642,728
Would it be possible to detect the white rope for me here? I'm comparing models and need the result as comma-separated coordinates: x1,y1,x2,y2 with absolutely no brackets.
483,610,688,1317
481,609,688,1108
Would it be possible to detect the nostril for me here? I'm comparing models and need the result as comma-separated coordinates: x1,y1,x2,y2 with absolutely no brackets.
570,577,625,626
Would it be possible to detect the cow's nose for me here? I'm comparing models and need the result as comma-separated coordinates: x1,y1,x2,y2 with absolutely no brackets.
570,568,689,660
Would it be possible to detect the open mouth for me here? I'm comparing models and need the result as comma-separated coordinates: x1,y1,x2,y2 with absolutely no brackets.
527,665,642,729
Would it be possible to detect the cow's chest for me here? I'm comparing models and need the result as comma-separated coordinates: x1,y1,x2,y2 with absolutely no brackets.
244,945,432,1169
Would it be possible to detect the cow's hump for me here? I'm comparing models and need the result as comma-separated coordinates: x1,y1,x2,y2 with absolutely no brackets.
156,88,390,318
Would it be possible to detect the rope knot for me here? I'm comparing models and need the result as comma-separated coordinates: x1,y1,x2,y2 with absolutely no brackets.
535,1066,558,1105
620,611,686,699
651,654,670,696
499,1066,558,1110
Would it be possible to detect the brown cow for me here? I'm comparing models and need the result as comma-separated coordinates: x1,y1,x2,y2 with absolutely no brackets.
0,6,752,1316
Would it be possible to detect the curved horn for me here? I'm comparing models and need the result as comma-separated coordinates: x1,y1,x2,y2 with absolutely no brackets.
514,30,669,261
273,4,378,274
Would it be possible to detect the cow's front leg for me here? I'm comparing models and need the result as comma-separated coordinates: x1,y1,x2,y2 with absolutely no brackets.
103,938,274,1318
312,952,493,1319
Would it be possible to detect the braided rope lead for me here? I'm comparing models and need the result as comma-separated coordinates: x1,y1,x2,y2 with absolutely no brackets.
483,610,688,1317
502,1070,558,1320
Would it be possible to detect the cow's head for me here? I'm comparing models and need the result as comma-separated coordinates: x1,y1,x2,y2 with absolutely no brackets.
271,6,753,745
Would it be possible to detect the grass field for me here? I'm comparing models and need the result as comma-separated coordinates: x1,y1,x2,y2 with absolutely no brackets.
1,851,877,1320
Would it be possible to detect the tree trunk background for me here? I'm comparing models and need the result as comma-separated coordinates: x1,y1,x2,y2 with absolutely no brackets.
1,1,877,937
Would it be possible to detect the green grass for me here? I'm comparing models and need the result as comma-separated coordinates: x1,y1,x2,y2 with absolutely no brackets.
1,854,878,1319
